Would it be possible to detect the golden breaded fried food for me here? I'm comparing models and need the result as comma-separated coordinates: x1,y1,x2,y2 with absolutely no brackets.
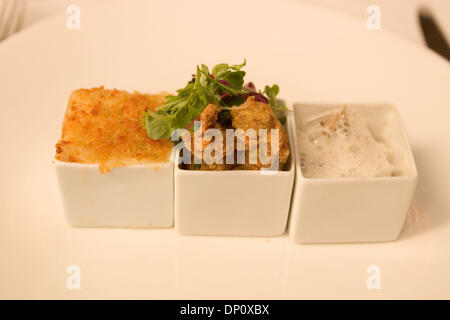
180,97,290,171
181,104,234,171
231,96,290,170
55,86,173,174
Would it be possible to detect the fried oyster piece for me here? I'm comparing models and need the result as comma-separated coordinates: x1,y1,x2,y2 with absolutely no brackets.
181,104,234,170
231,96,290,170
181,97,290,171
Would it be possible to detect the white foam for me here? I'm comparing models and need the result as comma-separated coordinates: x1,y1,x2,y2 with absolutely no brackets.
297,106,402,179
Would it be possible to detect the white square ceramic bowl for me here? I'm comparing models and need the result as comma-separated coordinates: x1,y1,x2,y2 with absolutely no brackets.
174,113,295,237
55,159,173,228
288,103,418,243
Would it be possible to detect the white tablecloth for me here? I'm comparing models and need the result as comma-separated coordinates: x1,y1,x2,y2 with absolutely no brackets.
20,0,450,49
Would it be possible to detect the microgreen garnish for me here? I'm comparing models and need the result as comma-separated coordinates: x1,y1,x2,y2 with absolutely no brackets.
142,60,286,140
264,84,288,114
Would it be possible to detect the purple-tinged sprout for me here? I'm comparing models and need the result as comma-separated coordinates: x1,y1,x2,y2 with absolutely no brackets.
244,82,256,91
209,74,230,87
219,79,230,86
242,82,269,103
245,92,268,104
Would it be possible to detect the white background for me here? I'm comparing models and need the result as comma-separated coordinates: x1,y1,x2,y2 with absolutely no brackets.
20,0,450,48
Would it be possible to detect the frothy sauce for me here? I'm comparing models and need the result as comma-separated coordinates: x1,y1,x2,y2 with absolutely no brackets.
296,106,403,179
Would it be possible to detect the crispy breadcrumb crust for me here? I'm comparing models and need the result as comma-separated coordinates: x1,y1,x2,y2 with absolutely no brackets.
55,86,173,174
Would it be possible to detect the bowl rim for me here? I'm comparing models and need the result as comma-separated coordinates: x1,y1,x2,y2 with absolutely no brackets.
53,153,174,170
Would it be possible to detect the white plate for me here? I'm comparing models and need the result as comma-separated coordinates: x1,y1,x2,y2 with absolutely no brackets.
1,0,449,299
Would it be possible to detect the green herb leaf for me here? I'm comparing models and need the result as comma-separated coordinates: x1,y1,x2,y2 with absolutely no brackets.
142,59,286,140
264,84,287,112
145,117,171,140
212,63,229,77
224,71,246,89
230,59,246,70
